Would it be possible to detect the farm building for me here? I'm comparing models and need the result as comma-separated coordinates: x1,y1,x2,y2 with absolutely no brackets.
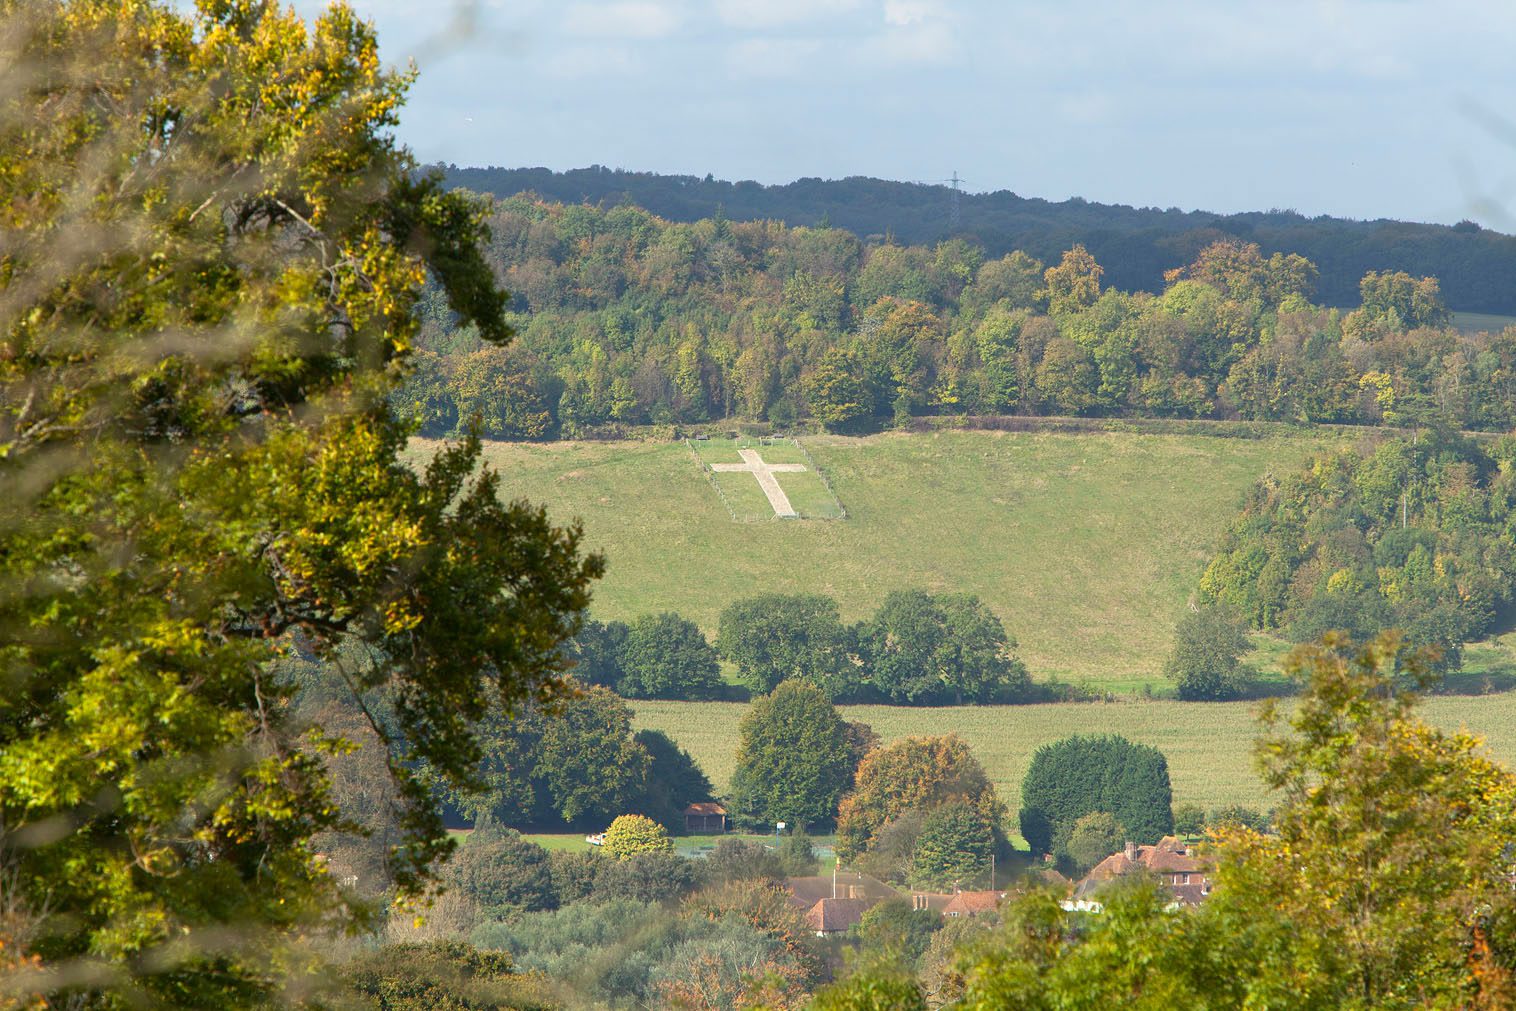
683,802,727,834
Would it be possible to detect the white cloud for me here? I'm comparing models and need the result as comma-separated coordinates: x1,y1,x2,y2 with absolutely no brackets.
882,0,939,27
713,0,861,30
562,1,682,39
726,37,824,77
855,0,955,65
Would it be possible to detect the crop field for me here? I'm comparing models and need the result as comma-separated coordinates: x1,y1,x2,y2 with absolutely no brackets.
631,692,1516,820
419,427,1346,686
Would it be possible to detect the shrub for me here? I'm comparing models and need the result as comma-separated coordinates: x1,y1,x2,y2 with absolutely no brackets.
444,830,556,917
595,852,705,904
341,940,551,1010
547,850,603,906
603,814,674,859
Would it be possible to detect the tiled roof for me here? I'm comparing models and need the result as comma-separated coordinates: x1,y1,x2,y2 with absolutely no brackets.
805,897,873,933
683,802,726,815
784,873,898,907
943,891,1004,916
1075,837,1214,903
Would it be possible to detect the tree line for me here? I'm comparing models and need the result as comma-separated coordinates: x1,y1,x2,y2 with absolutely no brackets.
1164,428,1516,700
562,589,1029,705
439,164,1516,313
397,194,1516,442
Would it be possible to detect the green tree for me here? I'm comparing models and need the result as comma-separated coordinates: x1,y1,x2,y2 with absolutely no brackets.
630,729,714,831
777,827,821,877
803,347,871,431
704,838,784,883
1062,811,1126,875
1164,605,1252,700
716,593,858,697
1203,633,1516,1006
858,590,1027,704
910,801,996,890
1018,735,1173,857
617,612,723,700
835,735,1005,863
0,2,600,1005
1041,244,1103,316
1172,803,1205,837
961,251,1046,315
729,680,854,831
442,683,651,828
562,617,630,688
601,814,673,859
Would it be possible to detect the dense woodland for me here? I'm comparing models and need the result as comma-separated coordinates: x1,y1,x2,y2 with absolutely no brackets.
441,165,1516,312
400,193,1516,440
1197,431,1516,673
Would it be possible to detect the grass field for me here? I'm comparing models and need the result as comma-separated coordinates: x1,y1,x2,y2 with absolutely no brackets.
1452,310,1516,334
631,693,1516,819
688,437,844,520
434,427,1351,685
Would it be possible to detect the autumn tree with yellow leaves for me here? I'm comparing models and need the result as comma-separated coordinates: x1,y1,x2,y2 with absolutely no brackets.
0,1,600,1006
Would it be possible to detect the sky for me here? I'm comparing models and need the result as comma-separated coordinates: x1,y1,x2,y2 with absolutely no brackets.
293,0,1516,228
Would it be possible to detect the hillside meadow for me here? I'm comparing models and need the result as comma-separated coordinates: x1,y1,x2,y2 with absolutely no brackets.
421,427,1349,686
630,692,1516,820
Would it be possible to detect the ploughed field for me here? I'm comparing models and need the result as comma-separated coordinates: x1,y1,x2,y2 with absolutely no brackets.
421,427,1345,686
630,694,1516,819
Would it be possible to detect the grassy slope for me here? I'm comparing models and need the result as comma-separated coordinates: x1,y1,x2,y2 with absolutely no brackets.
630,693,1516,817
443,428,1340,685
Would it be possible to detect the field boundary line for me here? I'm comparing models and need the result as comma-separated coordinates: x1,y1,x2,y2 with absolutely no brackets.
685,438,743,522
790,438,847,520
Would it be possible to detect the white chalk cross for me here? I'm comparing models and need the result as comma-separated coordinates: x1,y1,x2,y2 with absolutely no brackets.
711,448,808,518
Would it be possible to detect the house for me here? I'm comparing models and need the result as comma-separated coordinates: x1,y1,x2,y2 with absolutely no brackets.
683,802,727,834
909,891,956,914
942,890,1005,918
784,871,898,912
1074,837,1212,907
804,897,874,936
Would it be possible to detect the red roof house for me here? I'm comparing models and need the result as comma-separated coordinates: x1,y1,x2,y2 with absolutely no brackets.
942,890,1005,918
1075,837,1213,906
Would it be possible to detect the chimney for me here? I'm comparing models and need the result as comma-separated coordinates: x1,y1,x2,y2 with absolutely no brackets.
1124,840,1137,862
